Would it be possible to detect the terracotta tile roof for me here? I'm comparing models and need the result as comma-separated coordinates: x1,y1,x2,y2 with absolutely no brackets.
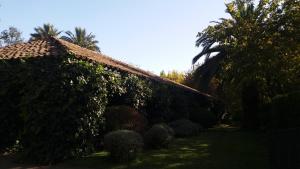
0,38,67,59
0,37,211,97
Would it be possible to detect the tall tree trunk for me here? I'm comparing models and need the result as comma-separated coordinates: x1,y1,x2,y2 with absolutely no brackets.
241,81,260,130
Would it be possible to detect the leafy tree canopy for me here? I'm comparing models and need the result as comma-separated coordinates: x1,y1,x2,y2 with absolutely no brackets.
194,0,299,99
160,70,185,84
192,0,300,125
0,26,23,46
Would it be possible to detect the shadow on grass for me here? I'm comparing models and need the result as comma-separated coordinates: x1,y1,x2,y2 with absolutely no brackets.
57,129,269,169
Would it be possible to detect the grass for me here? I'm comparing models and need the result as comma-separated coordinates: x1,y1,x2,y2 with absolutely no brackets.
54,127,269,169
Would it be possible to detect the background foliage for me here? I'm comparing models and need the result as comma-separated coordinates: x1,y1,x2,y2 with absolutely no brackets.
160,70,185,84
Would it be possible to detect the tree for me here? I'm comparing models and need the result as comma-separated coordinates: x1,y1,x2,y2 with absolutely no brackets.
160,70,185,84
61,27,100,52
30,23,61,40
0,27,23,46
193,0,300,129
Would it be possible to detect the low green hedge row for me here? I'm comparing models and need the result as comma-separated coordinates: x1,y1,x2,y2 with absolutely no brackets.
270,91,300,129
104,120,203,162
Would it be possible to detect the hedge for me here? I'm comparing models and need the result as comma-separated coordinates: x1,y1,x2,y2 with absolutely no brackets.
268,91,300,169
270,91,300,129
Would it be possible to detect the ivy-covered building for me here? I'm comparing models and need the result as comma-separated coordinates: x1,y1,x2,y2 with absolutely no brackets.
0,37,208,95
0,37,217,163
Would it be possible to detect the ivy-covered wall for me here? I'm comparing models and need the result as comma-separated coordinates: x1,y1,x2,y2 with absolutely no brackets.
0,54,216,163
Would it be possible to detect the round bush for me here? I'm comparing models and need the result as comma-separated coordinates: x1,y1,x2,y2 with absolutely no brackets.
169,119,201,137
144,124,174,149
104,105,148,133
104,130,143,162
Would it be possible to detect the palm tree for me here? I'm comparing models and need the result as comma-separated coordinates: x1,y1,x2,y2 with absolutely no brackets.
61,27,100,52
192,0,295,129
30,23,62,40
192,0,269,90
192,30,226,91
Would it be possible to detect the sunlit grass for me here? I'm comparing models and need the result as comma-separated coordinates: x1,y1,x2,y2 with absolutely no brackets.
57,128,269,169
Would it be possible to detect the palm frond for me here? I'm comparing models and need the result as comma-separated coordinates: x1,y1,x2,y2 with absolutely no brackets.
60,27,101,52
30,23,61,40
193,45,224,64
193,52,225,90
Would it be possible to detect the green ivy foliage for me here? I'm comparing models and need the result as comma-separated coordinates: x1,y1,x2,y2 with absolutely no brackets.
0,60,24,150
17,56,108,163
104,71,152,110
123,74,152,109
0,55,215,163
0,56,155,163
104,69,126,103
145,84,174,122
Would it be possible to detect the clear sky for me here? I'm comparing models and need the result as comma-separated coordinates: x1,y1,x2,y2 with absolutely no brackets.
0,0,228,74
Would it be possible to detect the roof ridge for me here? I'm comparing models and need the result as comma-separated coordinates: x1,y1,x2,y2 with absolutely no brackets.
53,38,210,96
0,37,213,97
53,37,157,77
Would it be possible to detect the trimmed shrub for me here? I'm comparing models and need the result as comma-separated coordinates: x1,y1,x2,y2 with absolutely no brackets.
270,91,300,129
104,105,148,133
144,124,174,149
104,130,143,162
189,107,217,128
169,119,201,137
17,56,108,164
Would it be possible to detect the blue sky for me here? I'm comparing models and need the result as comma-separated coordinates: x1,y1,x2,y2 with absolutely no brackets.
0,0,228,74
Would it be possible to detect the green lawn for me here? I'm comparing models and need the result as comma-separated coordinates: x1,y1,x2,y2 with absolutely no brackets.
55,128,269,169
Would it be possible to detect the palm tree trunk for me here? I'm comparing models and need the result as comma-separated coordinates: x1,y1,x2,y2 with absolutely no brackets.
241,81,260,130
